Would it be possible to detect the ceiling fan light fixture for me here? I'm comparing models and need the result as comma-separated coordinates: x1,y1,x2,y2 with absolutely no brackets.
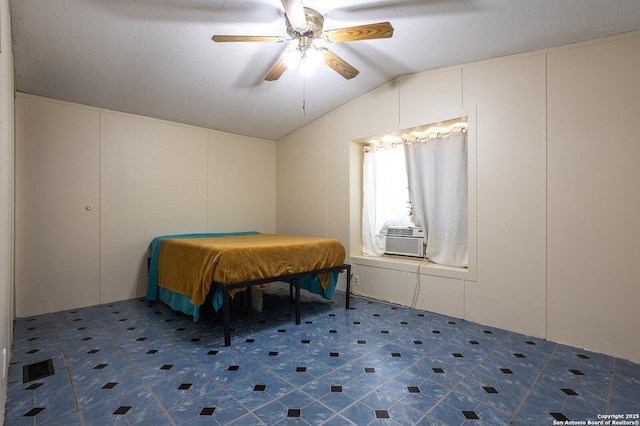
300,47,323,74
299,59,315,75
283,48,302,68
283,45,323,76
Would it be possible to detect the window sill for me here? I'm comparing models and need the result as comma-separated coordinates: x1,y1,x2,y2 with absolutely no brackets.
349,254,474,281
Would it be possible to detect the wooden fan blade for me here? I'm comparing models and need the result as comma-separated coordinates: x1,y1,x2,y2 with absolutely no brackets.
212,35,286,43
265,57,288,81
323,22,394,43
321,48,359,80
281,0,307,30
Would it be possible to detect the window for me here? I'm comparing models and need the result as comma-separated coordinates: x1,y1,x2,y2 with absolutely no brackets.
361,144,413,256
361,120,469,267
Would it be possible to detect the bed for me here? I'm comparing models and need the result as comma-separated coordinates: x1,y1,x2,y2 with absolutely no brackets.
146,232,351,345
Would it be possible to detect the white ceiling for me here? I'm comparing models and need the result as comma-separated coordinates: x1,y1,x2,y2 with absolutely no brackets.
10,0,640,140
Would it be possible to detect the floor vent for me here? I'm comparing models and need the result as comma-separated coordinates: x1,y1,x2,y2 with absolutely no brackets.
23,359,55,383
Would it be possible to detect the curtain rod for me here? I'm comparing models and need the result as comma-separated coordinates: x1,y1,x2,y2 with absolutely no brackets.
414,126,467,144
364,126,467,152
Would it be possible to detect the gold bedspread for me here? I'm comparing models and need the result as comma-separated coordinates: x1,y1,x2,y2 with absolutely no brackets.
157,233,346,305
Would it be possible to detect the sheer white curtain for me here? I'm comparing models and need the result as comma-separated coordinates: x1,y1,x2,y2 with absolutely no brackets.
404,132,468,266
362,146,412,255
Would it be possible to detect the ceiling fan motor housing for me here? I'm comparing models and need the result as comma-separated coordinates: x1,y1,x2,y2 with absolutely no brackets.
286,7,324,38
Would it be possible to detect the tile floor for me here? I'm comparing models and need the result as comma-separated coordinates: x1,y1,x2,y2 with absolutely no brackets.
4,283,640,425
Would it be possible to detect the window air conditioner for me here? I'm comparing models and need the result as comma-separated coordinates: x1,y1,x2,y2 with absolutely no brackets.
385,227,426,257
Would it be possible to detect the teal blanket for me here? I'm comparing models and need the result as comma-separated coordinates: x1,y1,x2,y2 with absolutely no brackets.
146,232,259,321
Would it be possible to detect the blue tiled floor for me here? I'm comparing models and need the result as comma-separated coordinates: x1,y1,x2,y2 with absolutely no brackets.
4,283,640,425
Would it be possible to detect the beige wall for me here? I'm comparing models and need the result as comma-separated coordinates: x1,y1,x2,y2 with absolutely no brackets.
15,97,101,314
276,31,640,362
1,0,14,420
546,35,640,362
463,53,547,339
15,94,276,316
276,119,328,237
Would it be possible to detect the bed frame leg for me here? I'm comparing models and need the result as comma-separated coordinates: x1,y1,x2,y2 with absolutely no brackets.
294,276,301,325
223,289,231,347
345,264,351,310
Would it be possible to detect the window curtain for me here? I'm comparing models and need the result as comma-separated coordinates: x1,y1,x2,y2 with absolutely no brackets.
362,146,412,255
404,132,468,267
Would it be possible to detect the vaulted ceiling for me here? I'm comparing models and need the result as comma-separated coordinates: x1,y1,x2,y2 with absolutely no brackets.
10,0,640,140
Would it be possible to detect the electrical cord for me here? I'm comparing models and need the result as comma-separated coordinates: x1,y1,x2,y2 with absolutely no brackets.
410,255,429,309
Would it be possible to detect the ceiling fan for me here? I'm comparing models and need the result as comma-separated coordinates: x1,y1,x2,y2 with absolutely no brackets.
212,0,394,81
